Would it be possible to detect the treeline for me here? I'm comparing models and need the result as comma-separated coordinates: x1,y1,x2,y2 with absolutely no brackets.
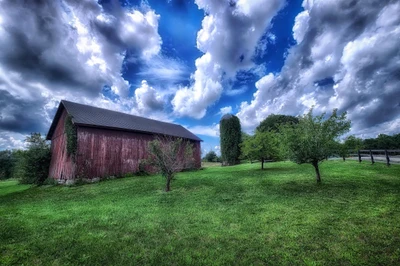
0,133,51,184
362,134,400,150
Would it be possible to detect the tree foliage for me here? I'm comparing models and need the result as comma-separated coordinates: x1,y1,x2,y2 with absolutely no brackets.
19,133,51,185
220,115,242,166
363,133,400,149
282,109,350,183
65,115,77,156
336,135,365,161
148,136,194,192
257,114,299,133
204,151,218,162
240,131,282,169
0,150,15,179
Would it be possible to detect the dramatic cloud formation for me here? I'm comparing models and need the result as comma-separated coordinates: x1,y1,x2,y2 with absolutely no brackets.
0,0,162,148
238,0,400,137
172,0,284,119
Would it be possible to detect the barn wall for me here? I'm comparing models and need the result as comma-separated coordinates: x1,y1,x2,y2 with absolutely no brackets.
76,127,201,179
48,109,76,180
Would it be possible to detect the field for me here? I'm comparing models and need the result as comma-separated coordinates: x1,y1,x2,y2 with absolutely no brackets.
1,161,400,265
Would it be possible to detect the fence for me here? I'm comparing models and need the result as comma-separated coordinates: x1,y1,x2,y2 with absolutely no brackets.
348,150,400,166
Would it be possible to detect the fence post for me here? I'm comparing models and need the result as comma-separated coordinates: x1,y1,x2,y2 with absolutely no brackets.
370,150,374,164
385,150,390,166
358,150,362,163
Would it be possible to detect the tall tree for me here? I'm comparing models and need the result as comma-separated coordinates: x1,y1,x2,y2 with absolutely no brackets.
20,133,51,185
220,114,242,166
282,109,351,183
148,136,194,192
240,131,282,169
257,114,299,133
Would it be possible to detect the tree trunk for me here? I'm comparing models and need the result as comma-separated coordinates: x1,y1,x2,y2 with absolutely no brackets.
261,157,264,170
342,156,345,161
166,176,171,192
312,161,321,183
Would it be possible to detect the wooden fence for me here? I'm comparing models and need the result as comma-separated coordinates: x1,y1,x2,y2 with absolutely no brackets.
348,150,400,166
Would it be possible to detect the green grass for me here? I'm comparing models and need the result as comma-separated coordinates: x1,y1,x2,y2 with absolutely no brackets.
1,161,399,265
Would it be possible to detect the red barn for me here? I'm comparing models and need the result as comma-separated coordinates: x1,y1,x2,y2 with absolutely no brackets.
46,100,202,183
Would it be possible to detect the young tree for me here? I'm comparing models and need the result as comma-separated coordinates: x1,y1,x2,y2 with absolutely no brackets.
240,131,282,169
282,109,350,183
220,114,242,166
204,150,217,162
148,136,194,192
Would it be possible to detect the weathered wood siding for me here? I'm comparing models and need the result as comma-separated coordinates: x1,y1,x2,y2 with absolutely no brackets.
48,109,76,180
76,126,201,179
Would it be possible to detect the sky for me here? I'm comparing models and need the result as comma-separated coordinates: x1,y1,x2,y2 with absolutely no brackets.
0,0,399,154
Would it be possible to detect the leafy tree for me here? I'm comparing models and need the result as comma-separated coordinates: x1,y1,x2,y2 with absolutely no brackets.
0,150,15,179
11,149,26,180
20,133,51,185
204,151,217,162
282,109,350,183
240,131,282,169
257,114,298,133
220,114,242,166
344,135,364,151
148,136,194,192
337,135,364,161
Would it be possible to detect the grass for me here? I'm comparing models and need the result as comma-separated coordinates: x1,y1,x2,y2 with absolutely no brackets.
1,161,399,265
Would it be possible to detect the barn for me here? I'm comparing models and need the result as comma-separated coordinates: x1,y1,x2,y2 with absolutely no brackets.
46,100,202,183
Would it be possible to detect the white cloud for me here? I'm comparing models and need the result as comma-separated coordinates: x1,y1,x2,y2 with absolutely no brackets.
136,55,189,84
172,53,223,119
293,10,309,43
172,0,285,119
0,0,163,147
0,132,27,150
219,106,233,115
237,0,400,136
134,80,164,115
185,123,220,138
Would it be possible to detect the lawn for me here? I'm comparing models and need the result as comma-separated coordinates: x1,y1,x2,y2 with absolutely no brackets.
1,161,399,265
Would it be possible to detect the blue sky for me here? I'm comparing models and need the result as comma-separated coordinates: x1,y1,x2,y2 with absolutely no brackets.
0,0,399,153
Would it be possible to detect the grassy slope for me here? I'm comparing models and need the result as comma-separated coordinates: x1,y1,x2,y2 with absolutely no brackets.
0,161,399,265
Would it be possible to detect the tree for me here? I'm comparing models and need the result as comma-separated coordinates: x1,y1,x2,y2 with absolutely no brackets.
240,131,282,169
204,151,217,162
148,136,194,192
257,114,299,133
0,150,15,179
20,133,51,185
337,135,364,161
282,109,350,183
220,114,242,166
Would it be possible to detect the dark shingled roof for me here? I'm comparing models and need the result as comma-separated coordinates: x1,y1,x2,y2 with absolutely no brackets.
46,100,202,142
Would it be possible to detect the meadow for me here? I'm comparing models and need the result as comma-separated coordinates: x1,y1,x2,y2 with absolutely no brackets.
1,161,399,265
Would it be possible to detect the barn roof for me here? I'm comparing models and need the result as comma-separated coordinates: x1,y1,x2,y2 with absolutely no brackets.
46,100,202,142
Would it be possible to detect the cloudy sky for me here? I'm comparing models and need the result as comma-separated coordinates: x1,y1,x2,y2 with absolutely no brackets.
0,0,399,153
